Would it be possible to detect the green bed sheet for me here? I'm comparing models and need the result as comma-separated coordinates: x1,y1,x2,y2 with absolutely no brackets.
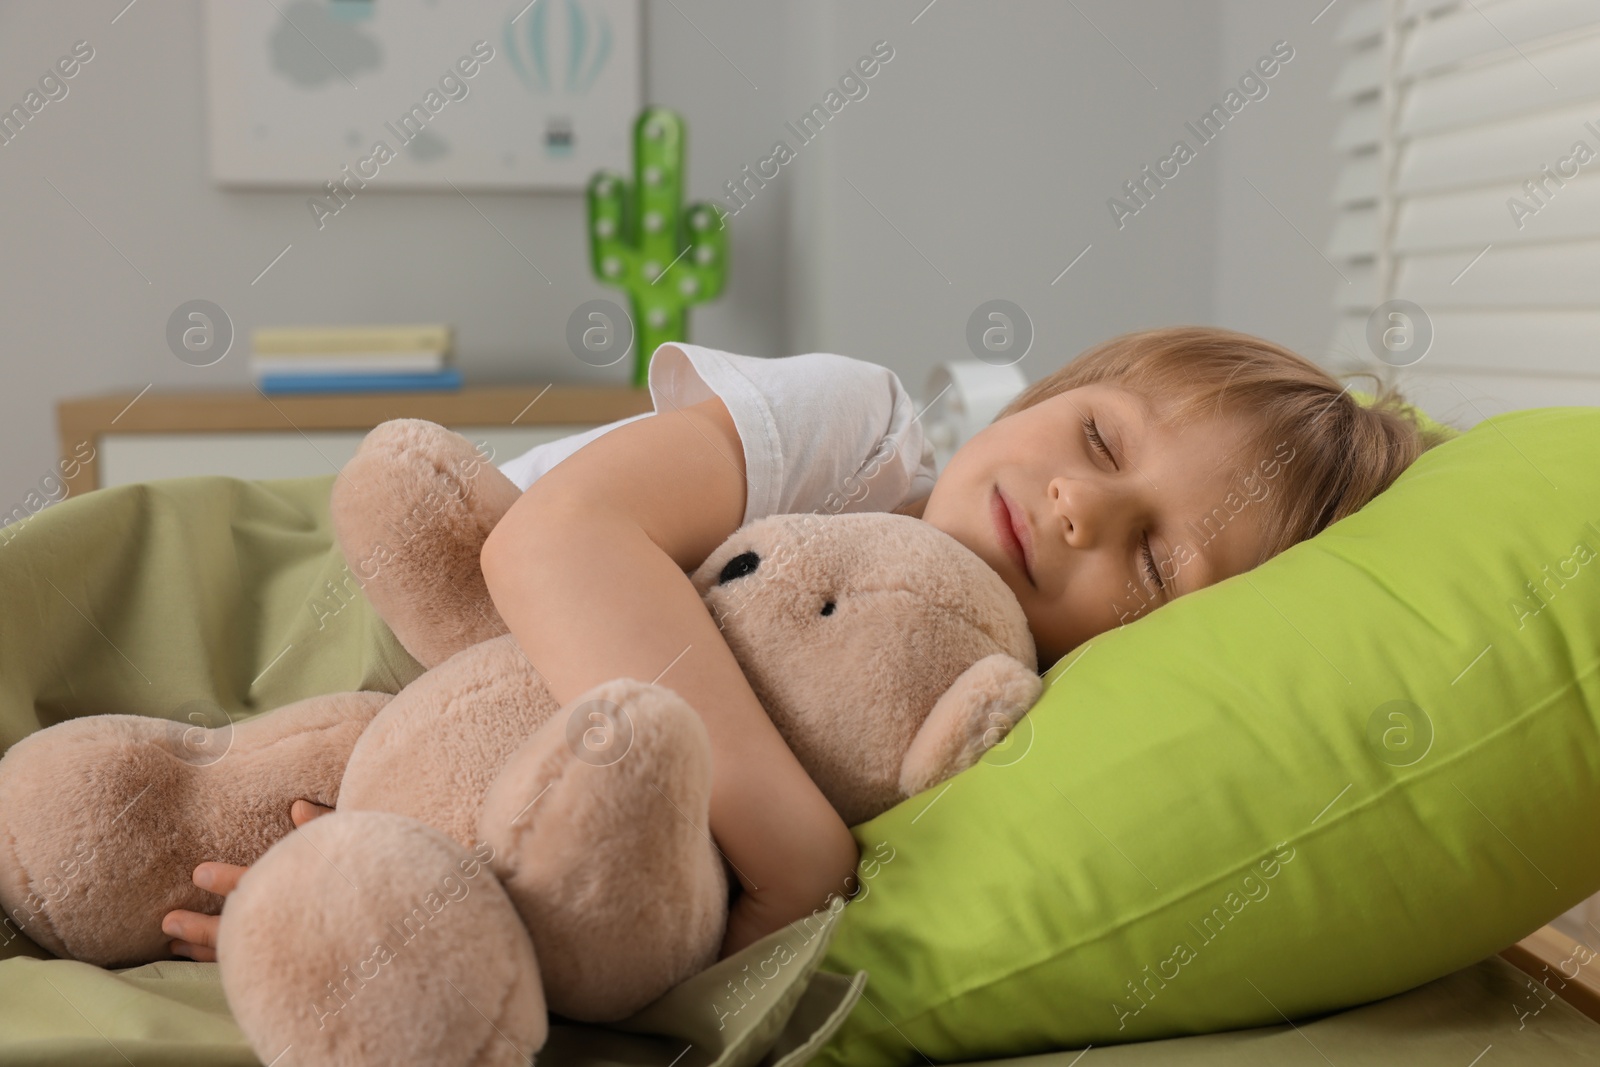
1,474,1597,1066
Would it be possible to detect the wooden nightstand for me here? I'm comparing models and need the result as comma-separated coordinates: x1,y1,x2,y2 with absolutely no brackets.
56,385,654,498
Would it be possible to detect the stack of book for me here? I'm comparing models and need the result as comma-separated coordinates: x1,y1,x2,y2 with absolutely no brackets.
249,324,460,394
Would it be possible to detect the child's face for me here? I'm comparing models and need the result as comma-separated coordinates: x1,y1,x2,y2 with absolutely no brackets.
921,382,1269,669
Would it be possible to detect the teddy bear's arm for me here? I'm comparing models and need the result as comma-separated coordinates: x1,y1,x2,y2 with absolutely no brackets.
899,654,1043,797
333,420,522,668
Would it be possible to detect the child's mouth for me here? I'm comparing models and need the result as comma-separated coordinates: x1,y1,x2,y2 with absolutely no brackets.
992,484,1035,587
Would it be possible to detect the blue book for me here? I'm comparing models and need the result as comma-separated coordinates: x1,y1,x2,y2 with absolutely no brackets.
256,368,464,395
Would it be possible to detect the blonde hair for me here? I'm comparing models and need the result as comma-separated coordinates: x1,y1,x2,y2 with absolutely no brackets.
992,326,1455,569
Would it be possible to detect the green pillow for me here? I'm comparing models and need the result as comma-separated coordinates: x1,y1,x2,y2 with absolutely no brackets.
817,405,1600,1065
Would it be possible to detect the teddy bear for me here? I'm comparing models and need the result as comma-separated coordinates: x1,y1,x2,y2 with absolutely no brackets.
0,418,1042,1066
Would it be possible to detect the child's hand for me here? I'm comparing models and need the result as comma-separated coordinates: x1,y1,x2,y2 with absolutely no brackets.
161,799,332,961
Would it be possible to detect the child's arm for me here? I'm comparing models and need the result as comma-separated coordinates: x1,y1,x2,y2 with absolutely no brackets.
480,395,861,957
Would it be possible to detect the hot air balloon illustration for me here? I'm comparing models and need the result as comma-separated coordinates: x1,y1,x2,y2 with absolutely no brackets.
503,0,618,158
502,0,614,97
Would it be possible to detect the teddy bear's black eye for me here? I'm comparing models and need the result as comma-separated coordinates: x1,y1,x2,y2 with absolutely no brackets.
717,551,760,585
820,601,836,616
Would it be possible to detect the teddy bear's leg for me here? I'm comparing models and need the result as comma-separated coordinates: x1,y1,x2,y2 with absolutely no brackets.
338,635,561,850
0,691,389,967
218,809,546,1067
332,419,522,669
476,678,729,1023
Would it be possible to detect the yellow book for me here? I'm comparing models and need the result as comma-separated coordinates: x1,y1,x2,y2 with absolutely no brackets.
252,324,452,354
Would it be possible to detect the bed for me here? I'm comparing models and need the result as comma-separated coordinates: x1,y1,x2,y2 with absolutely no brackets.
2,471,1597,1066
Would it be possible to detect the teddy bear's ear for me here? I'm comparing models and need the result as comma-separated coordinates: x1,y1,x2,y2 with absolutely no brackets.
899,654,1043,798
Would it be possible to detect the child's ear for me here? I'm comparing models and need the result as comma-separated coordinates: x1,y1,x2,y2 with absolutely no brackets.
899,654,1041,797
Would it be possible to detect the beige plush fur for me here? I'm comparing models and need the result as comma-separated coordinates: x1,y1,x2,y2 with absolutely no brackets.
219,809,546,1067
329,419,522,669
0,691,389,965
0,418,1041,1067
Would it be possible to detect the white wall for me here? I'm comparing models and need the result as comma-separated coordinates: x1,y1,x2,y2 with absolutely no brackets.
782,1,1225,397
1211,0,1350,367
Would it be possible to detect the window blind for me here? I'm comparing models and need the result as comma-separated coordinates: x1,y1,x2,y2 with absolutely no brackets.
1327,0,1600,414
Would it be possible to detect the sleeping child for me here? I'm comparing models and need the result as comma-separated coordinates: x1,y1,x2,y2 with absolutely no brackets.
161,326,1450,963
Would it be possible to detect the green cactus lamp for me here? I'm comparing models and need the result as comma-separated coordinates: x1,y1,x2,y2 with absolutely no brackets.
586,107,728,387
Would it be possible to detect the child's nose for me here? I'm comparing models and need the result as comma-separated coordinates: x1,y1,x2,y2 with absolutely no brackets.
1050,478,1123,549
1048,479,1090,545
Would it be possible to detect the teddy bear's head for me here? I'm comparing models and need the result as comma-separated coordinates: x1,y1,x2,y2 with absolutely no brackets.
691,511,1040,827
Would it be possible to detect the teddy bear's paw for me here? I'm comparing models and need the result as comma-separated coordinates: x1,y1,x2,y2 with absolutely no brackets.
477,677,729,1022
0,691,388,967
218,809,545,1067
333,419,522,669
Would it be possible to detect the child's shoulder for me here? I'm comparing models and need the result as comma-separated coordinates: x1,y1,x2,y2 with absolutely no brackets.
652,346,936,522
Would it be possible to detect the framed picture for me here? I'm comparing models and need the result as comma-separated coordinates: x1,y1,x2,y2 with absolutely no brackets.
204,0,640,190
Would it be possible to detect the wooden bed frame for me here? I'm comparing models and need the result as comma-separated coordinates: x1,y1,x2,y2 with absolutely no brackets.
1503,925,1600,1024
